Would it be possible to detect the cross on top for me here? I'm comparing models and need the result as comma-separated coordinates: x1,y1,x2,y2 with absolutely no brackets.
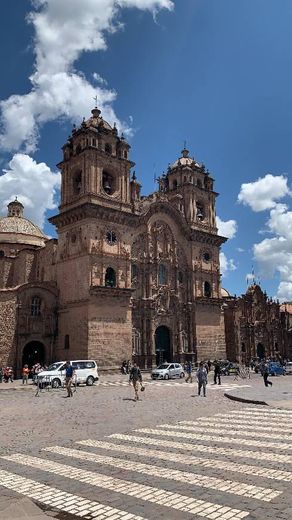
93,95,98,108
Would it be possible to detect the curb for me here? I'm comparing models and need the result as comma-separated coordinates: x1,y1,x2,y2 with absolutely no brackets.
224,391,268,407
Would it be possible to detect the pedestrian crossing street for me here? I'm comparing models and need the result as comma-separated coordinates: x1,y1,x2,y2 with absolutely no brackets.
0,407,292,519
97,380,251,391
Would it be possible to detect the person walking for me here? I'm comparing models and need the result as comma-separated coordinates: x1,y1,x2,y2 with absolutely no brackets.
64,361,74,397
22,364,29,384
263,363,272,387
197,361,208,397
213,360,221,385
129,362,142,401
185,361,193,383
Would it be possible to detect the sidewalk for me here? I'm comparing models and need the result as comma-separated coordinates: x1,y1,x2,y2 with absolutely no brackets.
224,374,292,410
0,496,52,519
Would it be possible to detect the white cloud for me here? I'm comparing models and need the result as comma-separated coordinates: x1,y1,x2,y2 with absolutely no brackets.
93,72,108,86
216,216,237,239
237,247,244,253
0,0,173,152
220,252,237,277
0,154,60,229
253,203,292,301
238,174,290,212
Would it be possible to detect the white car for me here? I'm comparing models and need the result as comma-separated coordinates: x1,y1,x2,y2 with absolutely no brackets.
151,363,185,380
285,362,292,375
37,360,99,388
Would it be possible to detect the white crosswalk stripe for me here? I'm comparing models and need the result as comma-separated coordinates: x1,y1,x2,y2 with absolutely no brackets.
0,469,146,519
134,426,292,450
245,407,292,415
97,380,251,390
77,438,292,482
1,454,249,520
41,445,280,501
1,406,290,520
191,418,292,434
109,432,292,464
227,410,292,421
158,422,292,441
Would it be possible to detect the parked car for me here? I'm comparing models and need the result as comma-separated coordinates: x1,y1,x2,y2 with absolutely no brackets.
220,362,239,376
268,362,285,376
151,363,185,380
36,360,99,388
284,362,292,375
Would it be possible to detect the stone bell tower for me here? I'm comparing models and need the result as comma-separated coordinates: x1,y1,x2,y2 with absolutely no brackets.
59,107,134,212
50,107,135,368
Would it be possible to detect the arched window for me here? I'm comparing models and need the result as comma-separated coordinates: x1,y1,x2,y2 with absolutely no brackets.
183,176,187,183
173,179,178,190
241,343,246,353
203,281,211,298
124,150,128,159
196,202,205,221
178,271,184,284
92,138,96,147
105,267,116,287
105,143,112,154
73,170,82,195
197,179,202,188
31,296,41,316
75,143,82,155
158,264,167,285
64,335,70,350
131,264,139,283
102,171,115,195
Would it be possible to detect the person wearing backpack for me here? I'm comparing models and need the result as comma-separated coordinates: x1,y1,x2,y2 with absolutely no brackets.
129,362,142,401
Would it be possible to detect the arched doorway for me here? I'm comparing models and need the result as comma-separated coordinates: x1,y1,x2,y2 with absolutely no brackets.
257,343,265,360
22,341,45,368
155,326,171,365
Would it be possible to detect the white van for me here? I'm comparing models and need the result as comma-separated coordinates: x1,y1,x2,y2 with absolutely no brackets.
37,360,99,388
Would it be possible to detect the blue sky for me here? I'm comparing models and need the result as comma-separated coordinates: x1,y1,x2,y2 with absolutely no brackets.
0,0,292,300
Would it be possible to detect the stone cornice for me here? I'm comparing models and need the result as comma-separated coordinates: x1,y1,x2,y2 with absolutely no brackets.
49,200,226,246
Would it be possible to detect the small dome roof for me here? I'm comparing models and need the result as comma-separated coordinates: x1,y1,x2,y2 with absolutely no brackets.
221,287,231,298
83,107,113,132
0,200,46,247
170,148,200,170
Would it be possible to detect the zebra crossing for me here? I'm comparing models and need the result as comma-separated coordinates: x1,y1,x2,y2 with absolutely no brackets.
97,380,251,391
0,407,292,519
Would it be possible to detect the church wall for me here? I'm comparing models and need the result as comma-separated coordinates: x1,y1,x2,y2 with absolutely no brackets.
196,303,226,360
87,294,132,370
56,304,88,361
0,290,17,367
37,240,57,283
57,256,90,304
0,257,14,289
14,250,37,286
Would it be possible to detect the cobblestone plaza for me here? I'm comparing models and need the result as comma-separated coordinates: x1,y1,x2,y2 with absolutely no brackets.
0,376,292,519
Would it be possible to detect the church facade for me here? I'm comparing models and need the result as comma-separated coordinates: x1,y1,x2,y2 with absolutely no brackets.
0,107,228,374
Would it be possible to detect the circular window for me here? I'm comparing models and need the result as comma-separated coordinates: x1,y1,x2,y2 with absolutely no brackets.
203,252,211,262
106,231,117,245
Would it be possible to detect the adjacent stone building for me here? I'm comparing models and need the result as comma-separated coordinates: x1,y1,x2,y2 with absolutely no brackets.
0,106,229,374
223,284,292,363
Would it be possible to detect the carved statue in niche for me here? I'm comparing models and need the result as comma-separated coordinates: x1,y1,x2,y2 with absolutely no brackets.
132,233,147,261
151,220,175,261
153,286,170,315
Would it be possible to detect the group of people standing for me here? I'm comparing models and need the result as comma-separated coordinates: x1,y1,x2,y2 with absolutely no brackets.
185,360,222,396
0,366,14,383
